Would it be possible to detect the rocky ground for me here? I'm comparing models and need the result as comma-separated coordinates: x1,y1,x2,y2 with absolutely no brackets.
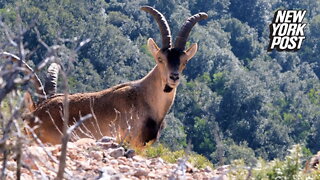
2,137,228,179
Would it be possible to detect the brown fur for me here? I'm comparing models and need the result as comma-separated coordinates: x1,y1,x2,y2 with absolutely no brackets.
24,5,206,146
27,39,198,146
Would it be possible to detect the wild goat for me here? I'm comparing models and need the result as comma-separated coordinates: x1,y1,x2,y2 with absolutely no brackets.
2,6,208,146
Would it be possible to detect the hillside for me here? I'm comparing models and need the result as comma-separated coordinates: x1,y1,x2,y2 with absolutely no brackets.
2,137,319,179
2,137,224,179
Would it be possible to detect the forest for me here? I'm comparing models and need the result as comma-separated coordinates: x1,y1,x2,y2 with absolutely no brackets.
1,0,320,167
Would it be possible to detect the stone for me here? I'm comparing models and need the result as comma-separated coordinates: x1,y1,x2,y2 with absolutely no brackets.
110,174,124,180
22,156,39,170
98,136,116,143
90,151,103,161
68,148,79,160
204,166,213,173
47,146,60,154
102,158,109,163
108,147,125,158
118,156,127,161
118,165,130,173
110,159,119,166
67,142,77,149
212,174,229,180
185,162,195,173
132,162,141,168
193,173,203,179
97,142,119,150
124,149,135,158
310,151,320,169
21,173,33,180
100,166,117,175
148,171,157,178
127,158,133,163
145,159,151,166
78,161,91,170
117,158,126,165
133,168,149,177
74,138,96,148
6,161,16,171
132,155,145,162
157,157,164,164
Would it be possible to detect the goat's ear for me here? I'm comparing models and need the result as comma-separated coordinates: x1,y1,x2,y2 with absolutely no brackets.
184,43,198,61
147,38,160,57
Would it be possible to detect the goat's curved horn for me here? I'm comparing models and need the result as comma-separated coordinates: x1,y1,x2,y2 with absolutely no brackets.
174,13,208,50
0,52,47,101
44,63,60,98
141,6,172,49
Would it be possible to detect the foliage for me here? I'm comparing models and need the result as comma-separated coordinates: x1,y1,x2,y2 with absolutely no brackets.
139,143,214,169
226,145,320,179
1,0,320,169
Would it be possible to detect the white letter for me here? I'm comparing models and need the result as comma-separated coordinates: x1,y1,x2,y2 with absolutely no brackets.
275,10,286,23
278,24,288,36
296,37,305,49
295,24,306,36
294,10,306,23
287,37,297,50
270,37,281,49
285,11,294,23
272,24,282,36
287,24,297,36
279,37,289,50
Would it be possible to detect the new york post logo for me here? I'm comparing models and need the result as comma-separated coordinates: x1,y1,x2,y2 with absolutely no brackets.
268,10,306,52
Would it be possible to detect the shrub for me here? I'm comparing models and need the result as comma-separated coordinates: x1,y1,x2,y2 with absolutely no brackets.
139,143,214,169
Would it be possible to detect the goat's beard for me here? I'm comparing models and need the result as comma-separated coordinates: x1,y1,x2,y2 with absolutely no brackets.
163,84,173,93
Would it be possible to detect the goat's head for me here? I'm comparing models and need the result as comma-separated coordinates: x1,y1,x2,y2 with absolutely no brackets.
141,6,207,92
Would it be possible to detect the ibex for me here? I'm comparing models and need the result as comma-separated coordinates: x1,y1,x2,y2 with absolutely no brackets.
3,6,208,146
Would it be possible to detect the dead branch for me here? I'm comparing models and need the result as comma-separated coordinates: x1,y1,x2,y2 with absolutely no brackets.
66,114,92,135
56,69,70,180
13,120,22,180
89,98,103,137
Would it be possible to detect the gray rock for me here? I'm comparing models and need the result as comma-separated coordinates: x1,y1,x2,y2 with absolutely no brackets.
109,147,125,158
205,166,213,172
100,166,117,175
110,159,118,165
118,165,130,173
98,166,118,179
133,168,149,177
90,151,103,161
132,155,145,162
124,149,135,158
110,175,123,180
97,142,119,150
98,136,116,143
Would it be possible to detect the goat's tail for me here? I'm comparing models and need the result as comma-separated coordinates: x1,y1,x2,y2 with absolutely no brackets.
44,63,61,98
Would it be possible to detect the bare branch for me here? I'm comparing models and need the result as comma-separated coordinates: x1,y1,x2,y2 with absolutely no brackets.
75,38,91,52
90,98,103,137
13,120,22,180
46,110,63,136
34,27,50,51
56,69,70,180
0,52,47,102
66,114,92,135
0,19,18,47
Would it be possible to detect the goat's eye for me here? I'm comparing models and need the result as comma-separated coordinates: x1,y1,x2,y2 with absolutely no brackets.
158,57,163,63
